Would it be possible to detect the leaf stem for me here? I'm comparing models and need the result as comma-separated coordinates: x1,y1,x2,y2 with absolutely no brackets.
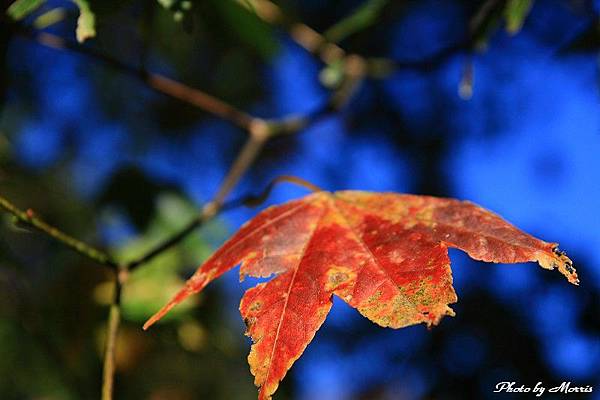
238,175,324,208
213,123,272,207
267,175,325,193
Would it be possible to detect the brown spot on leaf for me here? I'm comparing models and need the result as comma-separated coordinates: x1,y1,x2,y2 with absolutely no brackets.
325,266,356,291
244,317,257,330
330,272,348,285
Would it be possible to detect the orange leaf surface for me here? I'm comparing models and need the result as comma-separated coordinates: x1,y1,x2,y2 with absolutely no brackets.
144,191,578,400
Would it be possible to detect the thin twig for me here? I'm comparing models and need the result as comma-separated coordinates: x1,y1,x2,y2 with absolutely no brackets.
323,0,390,44
3,15,364,277
240,0,480,78
124,51,363,272
5,10,369,400
8,11,469,143
239,0,345,64
147,74,257,132
3,0,520,396
213,125,272,206
115,96,290,400
239,175,324,207
101,269,124,400
125,172,329,272
0,194,124,398
126,124,272,272
125,217,202,271
8,21,256,132
9,21,366,133
239,0,380,85
0,195,118,269
124,74,361,272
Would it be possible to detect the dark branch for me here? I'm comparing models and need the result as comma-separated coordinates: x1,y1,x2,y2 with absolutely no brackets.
8,21,257,132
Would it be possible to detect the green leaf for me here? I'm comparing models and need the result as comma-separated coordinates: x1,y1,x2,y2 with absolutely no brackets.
72,0,95,42
211,0,278,59
156,0,176,9
6,0,46,20
33,8,66,29
504,0,534,35
324,0,389,43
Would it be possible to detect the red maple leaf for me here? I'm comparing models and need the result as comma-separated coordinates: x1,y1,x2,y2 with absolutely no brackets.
144,191,578,400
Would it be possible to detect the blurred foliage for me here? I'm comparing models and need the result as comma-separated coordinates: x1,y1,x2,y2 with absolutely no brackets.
504,0,535,34
105,193,225,323
7,0,45,20
7,0,95,42
324,0,389,43
72,0,95,42
32,8,67,30
210,0,278,58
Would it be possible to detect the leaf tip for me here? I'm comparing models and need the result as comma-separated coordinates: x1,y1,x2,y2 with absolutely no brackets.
425,304,456,329
143,308,166,331
143,271,210,330
258,383,275,400
537,245,579,286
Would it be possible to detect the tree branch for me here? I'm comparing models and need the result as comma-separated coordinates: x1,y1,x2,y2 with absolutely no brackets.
0,194,118,269
4,11,369,400
123,69,361,273
126,123,281,272
239,0,345,65
8,14,359,264
2,3,530,399
8,21,257,132
101,267,125,400
240,0,482,78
